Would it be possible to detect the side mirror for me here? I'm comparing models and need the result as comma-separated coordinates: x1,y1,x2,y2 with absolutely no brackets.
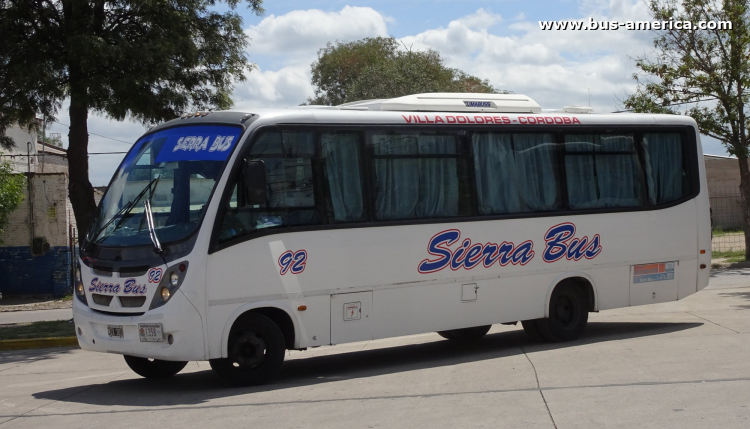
243,159,267,206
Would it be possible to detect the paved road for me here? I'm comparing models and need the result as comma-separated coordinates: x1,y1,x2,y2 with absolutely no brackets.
0,270,749,429
0,309,72,326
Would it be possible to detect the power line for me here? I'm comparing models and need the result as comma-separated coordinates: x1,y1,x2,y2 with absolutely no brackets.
50,120,135,145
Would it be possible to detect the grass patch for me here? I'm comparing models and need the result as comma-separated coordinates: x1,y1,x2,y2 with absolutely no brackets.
0,320,75,341
712,228,744,237
60,295,73,302
712,250,747,263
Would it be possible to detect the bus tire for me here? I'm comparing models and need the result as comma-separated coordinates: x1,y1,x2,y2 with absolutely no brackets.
521,320,544,341
437,325,491,342
210,312,286,386
535,282,589,342
123,355,187,379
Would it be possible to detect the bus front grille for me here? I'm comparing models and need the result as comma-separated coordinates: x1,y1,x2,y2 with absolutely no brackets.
119,296,147,308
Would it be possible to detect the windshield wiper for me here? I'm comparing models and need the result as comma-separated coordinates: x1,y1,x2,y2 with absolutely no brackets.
144,199,162,254
89,176,161,246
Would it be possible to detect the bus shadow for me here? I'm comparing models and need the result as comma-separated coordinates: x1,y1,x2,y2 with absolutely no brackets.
31,320,700,409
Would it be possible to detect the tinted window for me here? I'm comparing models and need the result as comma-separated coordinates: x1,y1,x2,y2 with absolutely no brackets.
642,133,690,204
368,132,472,220
564,134,644,209
218,130,365,244
472,133,562,214
321,132,366,222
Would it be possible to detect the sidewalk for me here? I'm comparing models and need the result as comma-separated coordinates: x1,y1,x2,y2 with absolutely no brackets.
0,308,72,325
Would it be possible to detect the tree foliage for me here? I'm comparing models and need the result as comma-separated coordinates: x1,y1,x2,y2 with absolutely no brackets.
0,155,25,244
623,0,750,255
40,134,63,148
308,37,503,105
0,0,264,236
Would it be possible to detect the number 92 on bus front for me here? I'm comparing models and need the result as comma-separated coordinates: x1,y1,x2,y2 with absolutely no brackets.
138,323,164,342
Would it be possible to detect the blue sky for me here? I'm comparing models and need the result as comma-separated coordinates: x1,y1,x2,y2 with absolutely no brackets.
45,0,730,185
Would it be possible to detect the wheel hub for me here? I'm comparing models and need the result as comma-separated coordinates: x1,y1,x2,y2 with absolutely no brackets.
554,296,576,328
230,331,268,368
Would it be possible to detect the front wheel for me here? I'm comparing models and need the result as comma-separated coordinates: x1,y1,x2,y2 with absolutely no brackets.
437,325,491,342
210,313,286,386
123,355,187,379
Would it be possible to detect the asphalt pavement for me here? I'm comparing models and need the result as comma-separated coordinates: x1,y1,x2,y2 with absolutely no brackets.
0,269,749,428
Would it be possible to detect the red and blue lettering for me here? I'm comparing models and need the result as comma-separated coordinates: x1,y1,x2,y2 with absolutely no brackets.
542,222,602,262
418,230,535,274
279,250,307,275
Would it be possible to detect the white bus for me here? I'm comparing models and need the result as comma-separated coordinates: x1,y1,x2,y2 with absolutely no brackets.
73,93,711,386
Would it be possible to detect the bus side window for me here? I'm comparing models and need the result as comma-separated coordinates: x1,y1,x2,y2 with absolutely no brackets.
368,131,472,220
472,132,562,214
217,130,321,245
320,132,365,223
641,133,690,204
564,134,644,209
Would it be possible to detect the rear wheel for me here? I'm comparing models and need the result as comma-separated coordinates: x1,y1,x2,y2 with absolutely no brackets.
209,313,286,386
534,282,589,342
437,325,491,342
123,355,187,379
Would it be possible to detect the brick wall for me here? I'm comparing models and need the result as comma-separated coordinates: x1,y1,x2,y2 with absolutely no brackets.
38,152,68,174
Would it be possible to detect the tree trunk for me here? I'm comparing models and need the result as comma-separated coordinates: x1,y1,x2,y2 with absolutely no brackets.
737,152,750,260
67,85,96,240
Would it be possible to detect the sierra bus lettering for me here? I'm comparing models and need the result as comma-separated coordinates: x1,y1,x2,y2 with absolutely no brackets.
418,229,535,274
542,222,602,262
418,223,603,273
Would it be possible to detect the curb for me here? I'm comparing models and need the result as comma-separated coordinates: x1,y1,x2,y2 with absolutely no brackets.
0,337,79,351
711,260,750,270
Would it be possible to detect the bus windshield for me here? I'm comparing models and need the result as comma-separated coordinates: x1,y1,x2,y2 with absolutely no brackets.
88,124,243,247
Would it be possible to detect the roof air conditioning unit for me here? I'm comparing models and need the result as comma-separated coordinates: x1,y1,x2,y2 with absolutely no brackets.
339,93,542,113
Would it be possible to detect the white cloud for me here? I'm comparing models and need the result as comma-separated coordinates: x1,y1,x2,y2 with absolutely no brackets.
233,66,314,109
399,2,658,113
245,6,388,62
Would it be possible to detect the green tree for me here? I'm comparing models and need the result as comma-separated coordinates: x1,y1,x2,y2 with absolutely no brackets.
0,0,264,237
308,37,503,105
0,156,25,244
40,133,63,148
623,0,750,256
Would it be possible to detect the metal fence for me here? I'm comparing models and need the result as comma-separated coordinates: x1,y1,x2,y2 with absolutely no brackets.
710,187,745,253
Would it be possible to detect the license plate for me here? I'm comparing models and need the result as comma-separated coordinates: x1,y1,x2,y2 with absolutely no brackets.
107,325,123,339
138,323,163,342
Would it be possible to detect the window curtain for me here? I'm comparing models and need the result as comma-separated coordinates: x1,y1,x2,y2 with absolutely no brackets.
565,134,641,208
321,133,364,222
372,134,459,219
472,133,559,214
642,133,684,204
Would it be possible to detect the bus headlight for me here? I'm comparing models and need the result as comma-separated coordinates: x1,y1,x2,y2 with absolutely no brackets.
148,261,189,310
74,265,88,306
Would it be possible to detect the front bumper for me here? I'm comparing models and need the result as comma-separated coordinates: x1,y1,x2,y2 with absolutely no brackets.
73,290,206,361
